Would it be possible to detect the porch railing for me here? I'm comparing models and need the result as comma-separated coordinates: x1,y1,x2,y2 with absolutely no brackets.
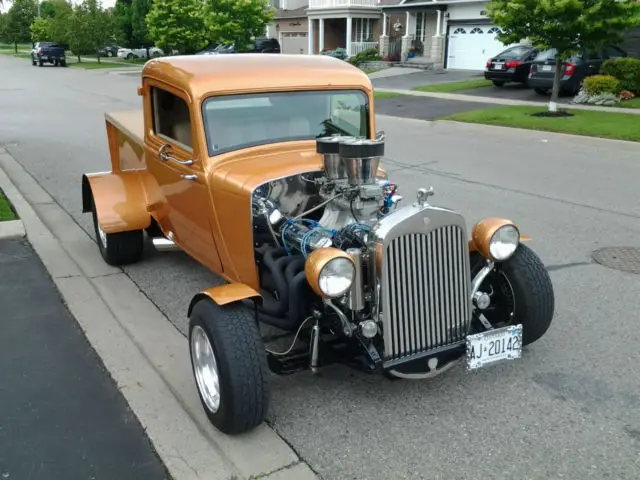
309,0,378,8
350,41,379,56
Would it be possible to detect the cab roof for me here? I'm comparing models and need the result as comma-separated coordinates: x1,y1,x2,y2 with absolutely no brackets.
141,53,374,101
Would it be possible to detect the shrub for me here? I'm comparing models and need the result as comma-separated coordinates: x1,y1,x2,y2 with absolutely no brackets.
583,74,620,95
600,58,640,94
348,48,382,66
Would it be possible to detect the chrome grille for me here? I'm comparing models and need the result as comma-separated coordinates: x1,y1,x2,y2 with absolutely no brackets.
382,225,471,361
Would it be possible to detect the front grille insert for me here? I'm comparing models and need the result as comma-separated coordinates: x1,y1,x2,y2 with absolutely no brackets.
382,225,471,361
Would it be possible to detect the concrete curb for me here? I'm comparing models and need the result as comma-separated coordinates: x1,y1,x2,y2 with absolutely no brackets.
375,87,640,115
0,146,318,480
0,218,25,240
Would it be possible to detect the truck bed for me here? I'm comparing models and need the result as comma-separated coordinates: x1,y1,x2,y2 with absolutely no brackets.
106,110,144,146
105,110,145,171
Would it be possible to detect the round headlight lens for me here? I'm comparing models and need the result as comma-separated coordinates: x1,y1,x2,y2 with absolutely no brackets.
318,257,355,297
489,225,520,261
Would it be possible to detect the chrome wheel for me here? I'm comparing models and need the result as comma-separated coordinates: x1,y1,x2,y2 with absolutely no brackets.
190,325,221,413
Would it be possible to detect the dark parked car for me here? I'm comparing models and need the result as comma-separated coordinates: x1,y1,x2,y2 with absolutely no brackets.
527,45,628,95
97,45,121,57
212,38,281,54
31,41,66,67
485,45,539,87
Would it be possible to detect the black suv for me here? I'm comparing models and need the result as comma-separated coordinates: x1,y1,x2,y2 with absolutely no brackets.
528,45,628,95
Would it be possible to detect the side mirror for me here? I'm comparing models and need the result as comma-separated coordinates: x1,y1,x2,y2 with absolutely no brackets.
376,130,385,141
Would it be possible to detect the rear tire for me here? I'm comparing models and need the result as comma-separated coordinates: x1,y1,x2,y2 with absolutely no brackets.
91,193,143,266
38,58,43,67
492,80,505,87
189,299,270,435
534,88,548,95
60,60,67,67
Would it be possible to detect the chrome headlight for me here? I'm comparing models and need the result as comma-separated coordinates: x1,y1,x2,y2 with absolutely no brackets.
305,248,355,298
489,225,520,261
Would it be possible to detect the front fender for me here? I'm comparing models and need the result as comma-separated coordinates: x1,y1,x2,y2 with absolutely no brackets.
82,171,151,234
188,284,262,317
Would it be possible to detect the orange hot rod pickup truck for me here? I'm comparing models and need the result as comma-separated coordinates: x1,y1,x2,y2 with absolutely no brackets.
82,54,555,435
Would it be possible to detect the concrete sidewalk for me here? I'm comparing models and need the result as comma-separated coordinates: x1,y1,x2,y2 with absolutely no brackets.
374,87,640,115
0,237,171,480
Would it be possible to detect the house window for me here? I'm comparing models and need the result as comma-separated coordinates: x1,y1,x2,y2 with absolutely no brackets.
453,28,466,34
416,12,425,41
353,18,374,42
470,27,484,34
488,27,501,34
151,87,193,150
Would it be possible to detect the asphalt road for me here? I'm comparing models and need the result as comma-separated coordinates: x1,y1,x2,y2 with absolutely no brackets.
0,238,170,480
2,56,640,480
371,68,484,90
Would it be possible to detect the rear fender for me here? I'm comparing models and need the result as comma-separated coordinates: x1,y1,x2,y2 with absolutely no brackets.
188,284,263,317
82,171,151,234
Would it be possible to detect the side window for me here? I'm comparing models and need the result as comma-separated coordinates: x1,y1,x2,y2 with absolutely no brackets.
151,87,193,151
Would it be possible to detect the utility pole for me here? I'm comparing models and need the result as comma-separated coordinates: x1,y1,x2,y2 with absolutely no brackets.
37,0,40,17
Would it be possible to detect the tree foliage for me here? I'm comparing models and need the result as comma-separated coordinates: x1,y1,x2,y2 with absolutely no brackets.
485,0,640,111
5,0,37,49
112,0,133,46
30,16,51,41
203,0,274,50
130,0,152,49
67,0,113,61
147,0,208,54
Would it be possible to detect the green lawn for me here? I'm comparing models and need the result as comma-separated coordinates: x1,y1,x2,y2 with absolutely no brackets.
0,190,17,222
616,98,640,109
443,106,640,143
414,79,493,93
374,91,403,99
69,60,139,69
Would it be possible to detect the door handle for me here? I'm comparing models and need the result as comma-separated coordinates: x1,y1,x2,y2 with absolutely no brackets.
181,174,197,181
159,144,194,165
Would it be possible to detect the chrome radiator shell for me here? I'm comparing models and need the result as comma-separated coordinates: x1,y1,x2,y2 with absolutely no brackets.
367,204,472,365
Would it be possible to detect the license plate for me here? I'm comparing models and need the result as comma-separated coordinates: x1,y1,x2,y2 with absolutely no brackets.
466,324,522,371
542,65,553,71
493,63,504,70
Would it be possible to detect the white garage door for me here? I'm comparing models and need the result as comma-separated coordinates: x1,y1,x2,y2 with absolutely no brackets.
281,32,308,55
447,25,508,70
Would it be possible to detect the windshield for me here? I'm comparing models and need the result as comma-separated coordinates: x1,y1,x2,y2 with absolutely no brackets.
495,46,531,59
201,90,370,156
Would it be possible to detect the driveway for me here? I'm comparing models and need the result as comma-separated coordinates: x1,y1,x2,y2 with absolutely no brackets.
372,68,484,90
459,82,573,104
2,55,640,480
375,94,493,119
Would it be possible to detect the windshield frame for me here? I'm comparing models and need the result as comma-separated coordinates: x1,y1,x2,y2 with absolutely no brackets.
200,88,371,157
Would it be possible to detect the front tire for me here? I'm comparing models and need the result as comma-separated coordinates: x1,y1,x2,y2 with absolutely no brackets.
189,299,269,435
492,80,505,87
471,244,554,346
534,87,548,95
91,194,143,266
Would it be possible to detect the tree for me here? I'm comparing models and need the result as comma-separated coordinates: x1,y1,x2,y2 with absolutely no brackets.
486,0,640,113
39,0,56,18
112,0,133,46
203,0,274,51
5,0,37,52
146,0,208,55
67,0,112,62
130,0,152,53
30,16,51,41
